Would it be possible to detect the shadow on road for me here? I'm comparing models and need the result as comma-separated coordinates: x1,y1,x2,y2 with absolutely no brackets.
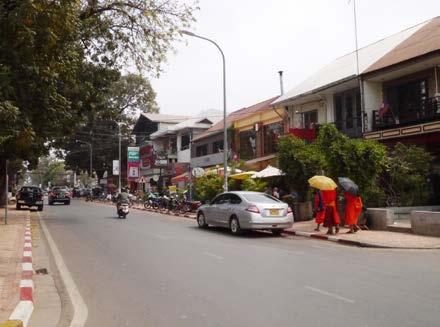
188,225,279,239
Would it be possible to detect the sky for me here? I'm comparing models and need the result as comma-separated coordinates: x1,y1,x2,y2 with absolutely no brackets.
151,0,440,117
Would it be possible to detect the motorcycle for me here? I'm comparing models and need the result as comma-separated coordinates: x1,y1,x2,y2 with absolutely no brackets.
117,202,129,219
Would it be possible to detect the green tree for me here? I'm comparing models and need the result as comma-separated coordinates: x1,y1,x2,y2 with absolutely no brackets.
316,124,387,204
241,178,267,192
0,0,197,203
278,135,326,201
386,143,432,206
194,175,224,202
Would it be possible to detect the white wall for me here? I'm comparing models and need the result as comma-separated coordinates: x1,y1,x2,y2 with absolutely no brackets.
363,80,382,132
177,149,191,163
288,100,327,128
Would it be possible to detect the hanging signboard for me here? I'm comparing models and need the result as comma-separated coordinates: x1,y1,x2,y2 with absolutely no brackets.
127,147,140,162
112,160,120,175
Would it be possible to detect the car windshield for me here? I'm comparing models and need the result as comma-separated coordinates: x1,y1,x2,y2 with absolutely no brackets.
21,187,40,193
242,193,280,203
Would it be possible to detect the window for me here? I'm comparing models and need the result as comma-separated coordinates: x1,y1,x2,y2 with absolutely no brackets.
263,122,283,155
333,89,362,137
212,194,229,204
242,193,280,203
345,94,354,128
239,130,257,160
169,138,177,154
213,140,224,153
181,134,190,150
229,194,242,205
303,110,318,129
196,144,208,157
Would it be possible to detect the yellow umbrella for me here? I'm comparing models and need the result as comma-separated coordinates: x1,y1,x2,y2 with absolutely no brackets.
229,171,258,180
308,175,337,190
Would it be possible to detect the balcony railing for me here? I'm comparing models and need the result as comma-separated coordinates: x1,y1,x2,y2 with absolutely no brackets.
373,96,440,130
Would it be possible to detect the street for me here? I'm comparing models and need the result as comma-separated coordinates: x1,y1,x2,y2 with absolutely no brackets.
40,200,440,327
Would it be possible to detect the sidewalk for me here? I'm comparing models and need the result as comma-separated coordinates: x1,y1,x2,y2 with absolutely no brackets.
0,207,26,322
285,220,440,249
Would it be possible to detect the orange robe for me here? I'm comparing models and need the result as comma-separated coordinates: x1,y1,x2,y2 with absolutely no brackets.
315,190,340,225
344,192,363,225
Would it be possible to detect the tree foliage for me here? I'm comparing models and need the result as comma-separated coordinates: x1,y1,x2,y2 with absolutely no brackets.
0,0,197,200
316,124,388,203
277,135,326,201
194,175,224,202
385,143,432,206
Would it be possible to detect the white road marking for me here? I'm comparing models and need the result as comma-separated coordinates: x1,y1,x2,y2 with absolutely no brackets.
23,251,32,257
38,212,88,327
9,300,34,327
203,252,224,260
305,285,355,303
24,242,32,248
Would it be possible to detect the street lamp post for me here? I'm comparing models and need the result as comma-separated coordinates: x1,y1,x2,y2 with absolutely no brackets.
181,30,228,192
118,122,122,193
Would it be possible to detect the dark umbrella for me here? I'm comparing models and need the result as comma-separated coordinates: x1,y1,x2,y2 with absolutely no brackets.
338,177,359,196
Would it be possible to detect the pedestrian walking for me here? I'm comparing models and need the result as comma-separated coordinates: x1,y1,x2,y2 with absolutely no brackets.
313,189,325,231
344,191,363,233
322,189,340,235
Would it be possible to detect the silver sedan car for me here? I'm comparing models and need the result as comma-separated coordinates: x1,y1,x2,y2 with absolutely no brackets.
196,191,294,235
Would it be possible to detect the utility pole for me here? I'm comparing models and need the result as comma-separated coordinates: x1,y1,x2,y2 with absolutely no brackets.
118,122,122,193
4,159,8,225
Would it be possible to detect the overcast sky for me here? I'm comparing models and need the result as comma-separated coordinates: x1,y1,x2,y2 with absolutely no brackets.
151,0,439,117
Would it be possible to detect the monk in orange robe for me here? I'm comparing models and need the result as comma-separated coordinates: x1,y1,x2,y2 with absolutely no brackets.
314,190,325,231
322,189,340,234
344,192,363,233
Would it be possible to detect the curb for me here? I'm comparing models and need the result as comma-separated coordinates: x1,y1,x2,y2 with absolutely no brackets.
2,211,34,327
282,229,440,249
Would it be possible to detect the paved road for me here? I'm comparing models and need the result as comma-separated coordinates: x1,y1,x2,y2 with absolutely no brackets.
41,200,440,327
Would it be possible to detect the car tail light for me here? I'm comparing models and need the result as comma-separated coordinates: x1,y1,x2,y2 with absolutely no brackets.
287,207,293,214
246,205,260,214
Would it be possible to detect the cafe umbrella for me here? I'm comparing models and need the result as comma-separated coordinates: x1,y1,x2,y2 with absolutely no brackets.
338,177,359,196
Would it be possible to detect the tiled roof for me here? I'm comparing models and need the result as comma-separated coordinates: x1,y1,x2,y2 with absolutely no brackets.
273,17,435,105
141,113,191,123
364,16,440,74
192,96,280,142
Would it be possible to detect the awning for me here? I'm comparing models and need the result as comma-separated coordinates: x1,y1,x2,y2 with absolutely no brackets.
171,172,189,183
252,165,284,178
229,171,257,180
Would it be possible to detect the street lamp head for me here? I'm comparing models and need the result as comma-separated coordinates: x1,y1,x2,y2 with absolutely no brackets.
181,30,196,37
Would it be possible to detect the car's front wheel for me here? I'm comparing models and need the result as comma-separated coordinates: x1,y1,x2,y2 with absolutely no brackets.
197,212,208,228
16,204,21,210
38,205,43,212
230,217,242,235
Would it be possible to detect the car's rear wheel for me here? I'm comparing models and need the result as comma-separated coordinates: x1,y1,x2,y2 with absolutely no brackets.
16,204,21,210
271,229,283,236
230,217,242,235
66,200,70,205
197,212,208,228
38,205,43,212
48,200,53,205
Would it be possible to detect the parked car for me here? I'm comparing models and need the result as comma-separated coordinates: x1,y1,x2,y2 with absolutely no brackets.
16,186,44,211
196,191,294,236
49,186,71,205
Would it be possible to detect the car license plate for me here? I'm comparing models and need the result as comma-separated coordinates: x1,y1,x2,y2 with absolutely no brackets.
18,200,25,204
269,209,279,216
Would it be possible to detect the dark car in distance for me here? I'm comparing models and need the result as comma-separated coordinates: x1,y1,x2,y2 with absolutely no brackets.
49,186,71,205
16,186,44,211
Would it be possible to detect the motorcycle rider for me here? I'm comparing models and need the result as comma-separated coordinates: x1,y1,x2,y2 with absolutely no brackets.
116,188,130,207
